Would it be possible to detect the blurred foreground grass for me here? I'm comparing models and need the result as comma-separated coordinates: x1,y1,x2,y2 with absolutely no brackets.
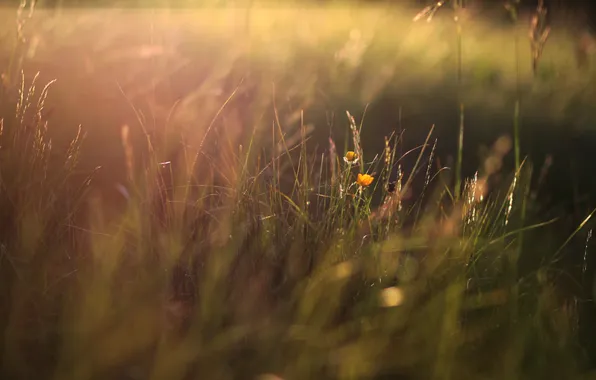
1,2,596,380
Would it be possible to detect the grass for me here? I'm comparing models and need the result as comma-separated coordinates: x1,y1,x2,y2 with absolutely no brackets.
1,1,596,379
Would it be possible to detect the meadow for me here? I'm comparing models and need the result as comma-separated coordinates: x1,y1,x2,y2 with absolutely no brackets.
1,1,596,379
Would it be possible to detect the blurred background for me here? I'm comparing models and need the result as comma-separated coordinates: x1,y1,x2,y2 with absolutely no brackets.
1,0,596,209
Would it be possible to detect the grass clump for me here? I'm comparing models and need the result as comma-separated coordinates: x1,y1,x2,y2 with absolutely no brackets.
0,1,595,380
0,80,591,378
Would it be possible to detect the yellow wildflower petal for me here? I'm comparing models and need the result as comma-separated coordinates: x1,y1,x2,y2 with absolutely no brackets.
357,173,374,187
344,151,359,164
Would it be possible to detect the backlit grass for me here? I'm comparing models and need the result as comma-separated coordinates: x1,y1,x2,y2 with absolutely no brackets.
1,1,596,379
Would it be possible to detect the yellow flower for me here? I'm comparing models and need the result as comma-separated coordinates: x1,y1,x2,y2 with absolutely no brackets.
344,151,359,164
357,173,374,187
